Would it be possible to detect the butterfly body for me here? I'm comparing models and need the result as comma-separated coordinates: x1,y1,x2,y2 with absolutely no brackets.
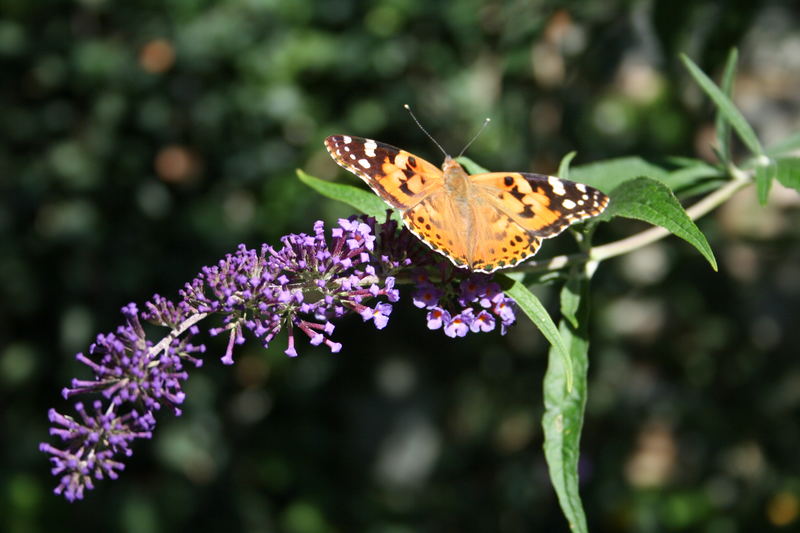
324,135,608,273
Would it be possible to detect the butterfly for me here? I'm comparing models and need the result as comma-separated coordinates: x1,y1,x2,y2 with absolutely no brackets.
324,135,609,273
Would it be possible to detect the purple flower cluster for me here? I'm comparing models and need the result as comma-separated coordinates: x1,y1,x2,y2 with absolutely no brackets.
41,215,517,501
178,218,400,361
39,303,202,501
412,272,516,338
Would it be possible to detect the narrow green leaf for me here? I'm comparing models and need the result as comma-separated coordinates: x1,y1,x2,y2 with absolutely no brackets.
715,48,739,165
498,274,573,391
766,131,800,157
543,271,591,533
755,158,776,204
775,158,800,191
667,162,723,192
457,156,489,175
559,270,580,328
680,54,764,157
558,151,578,180
673,178,728,199
664,155,707,168
570,157,670,193
600,177,718,270
296,169,392,220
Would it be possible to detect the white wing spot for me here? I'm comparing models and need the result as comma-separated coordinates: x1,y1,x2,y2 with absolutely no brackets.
343,136,352,144
576,183,587,193
344,145,350,152
548,175,566,196
394,153,408,169
563,199,577,209
582,194,590,200
349,154,356,160
358,158,371,169
577,199,585,206
364,139,377,158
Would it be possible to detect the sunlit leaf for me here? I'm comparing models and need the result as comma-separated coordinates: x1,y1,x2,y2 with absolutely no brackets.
559,269,580,329
543,270,591,533
296,169,393,220
570,157,670,193
681,54,764,157
667,162,723,192
755,158,776,204
715,48,738,165
558,151,578,180
766,131,800,157
498,274,573,391
458,156,489,174
775,158,800,192
599,177,718,270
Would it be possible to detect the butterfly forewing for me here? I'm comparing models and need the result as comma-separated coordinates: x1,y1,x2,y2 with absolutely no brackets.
324,135,443,210
471,172,609,238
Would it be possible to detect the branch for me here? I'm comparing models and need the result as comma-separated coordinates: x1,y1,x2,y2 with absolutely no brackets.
148,312,208,358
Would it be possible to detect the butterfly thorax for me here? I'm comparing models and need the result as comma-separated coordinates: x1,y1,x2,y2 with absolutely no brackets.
441,156,481,266
442,156,472,198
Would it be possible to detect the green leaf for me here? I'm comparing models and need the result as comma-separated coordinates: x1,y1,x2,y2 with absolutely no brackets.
558,151,578,180
457,156,489,175
600,177,718,270
673,177,728,199
543,270,591,533
559,270,580,328
766,131,800,157
667,162,723,192
296,169,392,220
755,158,776,204
775,157,800,191
664,155,707,168
715,48,738,165
680,54,764,157
498,274,573,391
570,157,670,193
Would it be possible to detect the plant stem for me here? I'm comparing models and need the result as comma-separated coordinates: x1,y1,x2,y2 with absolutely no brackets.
149,312,208,358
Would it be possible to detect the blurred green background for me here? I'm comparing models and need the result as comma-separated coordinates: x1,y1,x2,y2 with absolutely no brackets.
2,0,800,531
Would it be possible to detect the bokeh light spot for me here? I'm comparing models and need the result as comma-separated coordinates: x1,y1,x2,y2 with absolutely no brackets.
139,38,176,74
155,145,200,183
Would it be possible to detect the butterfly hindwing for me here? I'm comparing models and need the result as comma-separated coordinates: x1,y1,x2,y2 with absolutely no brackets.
471,172,609,237
402,192,546,273
402,192,469,266
324,135,443,210
468,202,544,272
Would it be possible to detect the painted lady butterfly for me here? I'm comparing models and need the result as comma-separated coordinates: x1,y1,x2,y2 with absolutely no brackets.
324,134,608,273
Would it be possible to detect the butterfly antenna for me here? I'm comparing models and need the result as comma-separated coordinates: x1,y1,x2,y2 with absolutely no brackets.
404,104,448,158
457,117,491,158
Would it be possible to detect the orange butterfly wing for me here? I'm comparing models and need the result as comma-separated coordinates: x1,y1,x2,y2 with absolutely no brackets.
324,135,442,209
471,172,609,237
402,195,544,272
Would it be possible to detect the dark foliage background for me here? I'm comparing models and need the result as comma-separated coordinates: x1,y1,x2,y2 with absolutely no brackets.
2,0,799,531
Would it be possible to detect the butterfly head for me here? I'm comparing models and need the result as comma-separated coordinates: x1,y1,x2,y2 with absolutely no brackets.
441,155,471,193
443,155,469,174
